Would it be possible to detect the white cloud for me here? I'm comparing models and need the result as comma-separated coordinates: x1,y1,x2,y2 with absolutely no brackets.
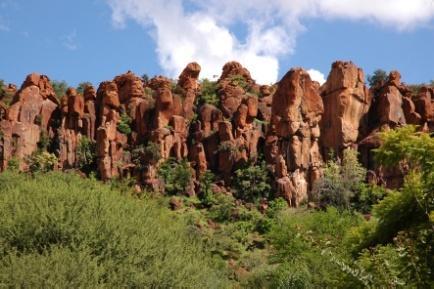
307,69,326,85
62,30,78,51
106,0,434,84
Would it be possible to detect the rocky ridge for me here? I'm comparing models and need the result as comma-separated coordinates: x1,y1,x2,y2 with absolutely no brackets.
0,61,433,206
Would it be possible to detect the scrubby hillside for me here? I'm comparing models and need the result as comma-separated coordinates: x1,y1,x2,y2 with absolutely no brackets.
0,172,229,288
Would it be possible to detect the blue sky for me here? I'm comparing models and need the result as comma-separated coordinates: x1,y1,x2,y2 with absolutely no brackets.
0,0,433,87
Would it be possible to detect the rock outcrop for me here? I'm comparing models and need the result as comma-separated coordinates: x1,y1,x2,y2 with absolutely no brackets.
267,68,324,206
1,61,432,206
0,73,58,170
320,61,371,156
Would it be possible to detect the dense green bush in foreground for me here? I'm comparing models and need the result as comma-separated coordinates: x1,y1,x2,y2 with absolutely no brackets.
0,172,228,289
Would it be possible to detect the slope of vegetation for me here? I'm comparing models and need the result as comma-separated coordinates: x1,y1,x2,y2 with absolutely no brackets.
0,172,229,289
0,126,432,288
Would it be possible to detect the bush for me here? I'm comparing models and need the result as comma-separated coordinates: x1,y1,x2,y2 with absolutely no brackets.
76,136,96,172
117,112,132,135
37,130,50,151
51,80,68,99
367,69,387,88
313,149,366,210
198,170,217,207
131,142,161,170
344,126,434,288
232,161,272,203
0,172,229,288
0,79,14,106
267,208,364,288
26,151,58,173
199,79,220,106
230,74,248,90
158,158,193,195
7,157,20,172
76,82,92,94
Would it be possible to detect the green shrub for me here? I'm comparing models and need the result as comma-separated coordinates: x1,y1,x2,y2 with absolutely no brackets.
344,126,434,288
37,130,50,151
131,142,161,170
230,74,248,90
76,136,96,172
117,112,132,135
158,158,193,195
199,79,220,106
51,80,68,99
367,69,387,88
267,208,364,288
26,151,58,173
232,161,272,203
7,157,20,172
0,172,229,288
198,170,217,207
76,82,92,94
0,79,15,106
313,149,366,210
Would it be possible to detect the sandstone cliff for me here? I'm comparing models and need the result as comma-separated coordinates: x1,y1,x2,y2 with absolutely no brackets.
1,61,432,206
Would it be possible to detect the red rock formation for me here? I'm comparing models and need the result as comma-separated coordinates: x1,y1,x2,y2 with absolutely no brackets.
358,71,422,188
320,61,371,155
178,62,201,120
58,88,84,169
0,73,58,170
267,68,324,206
2,61,430,206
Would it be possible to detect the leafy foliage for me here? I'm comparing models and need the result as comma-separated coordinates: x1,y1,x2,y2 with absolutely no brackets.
117,112,132,135
367,69,387,88
0,79,15,106
131,142,161,170
7,157,20,172
313,149,366,210
76,136,96,172
266,208,364,288
199,78,220,106
76,82,92,94
0,172,229,288
158,158,193,195
230,74,248,90
26,151,58,173
51,80,68,99
232,161,272,203
198,170,217,207
345,126,434,288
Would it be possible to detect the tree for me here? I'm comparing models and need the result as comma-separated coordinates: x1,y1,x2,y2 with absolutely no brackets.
313,149,366,210
347,126,434,287
142,74,149,85
158,158,193,195
0,79,4,98
51,80,68,99
76,136,96,173
232,161,272,202
76,82,92,94
367,69,387,88
198,79,220,106
117,112,132,135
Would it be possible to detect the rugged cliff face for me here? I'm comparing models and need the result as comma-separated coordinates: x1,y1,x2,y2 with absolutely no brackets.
1,61,433,205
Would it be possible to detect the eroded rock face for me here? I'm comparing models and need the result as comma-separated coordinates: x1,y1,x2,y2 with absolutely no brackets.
358,71,424,188
2,61,431,206
0,73,58,170
320,61,371,155
267,68,324,206
178,62,201,120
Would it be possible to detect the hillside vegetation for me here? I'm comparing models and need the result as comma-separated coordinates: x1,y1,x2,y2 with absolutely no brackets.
0,126,432,288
